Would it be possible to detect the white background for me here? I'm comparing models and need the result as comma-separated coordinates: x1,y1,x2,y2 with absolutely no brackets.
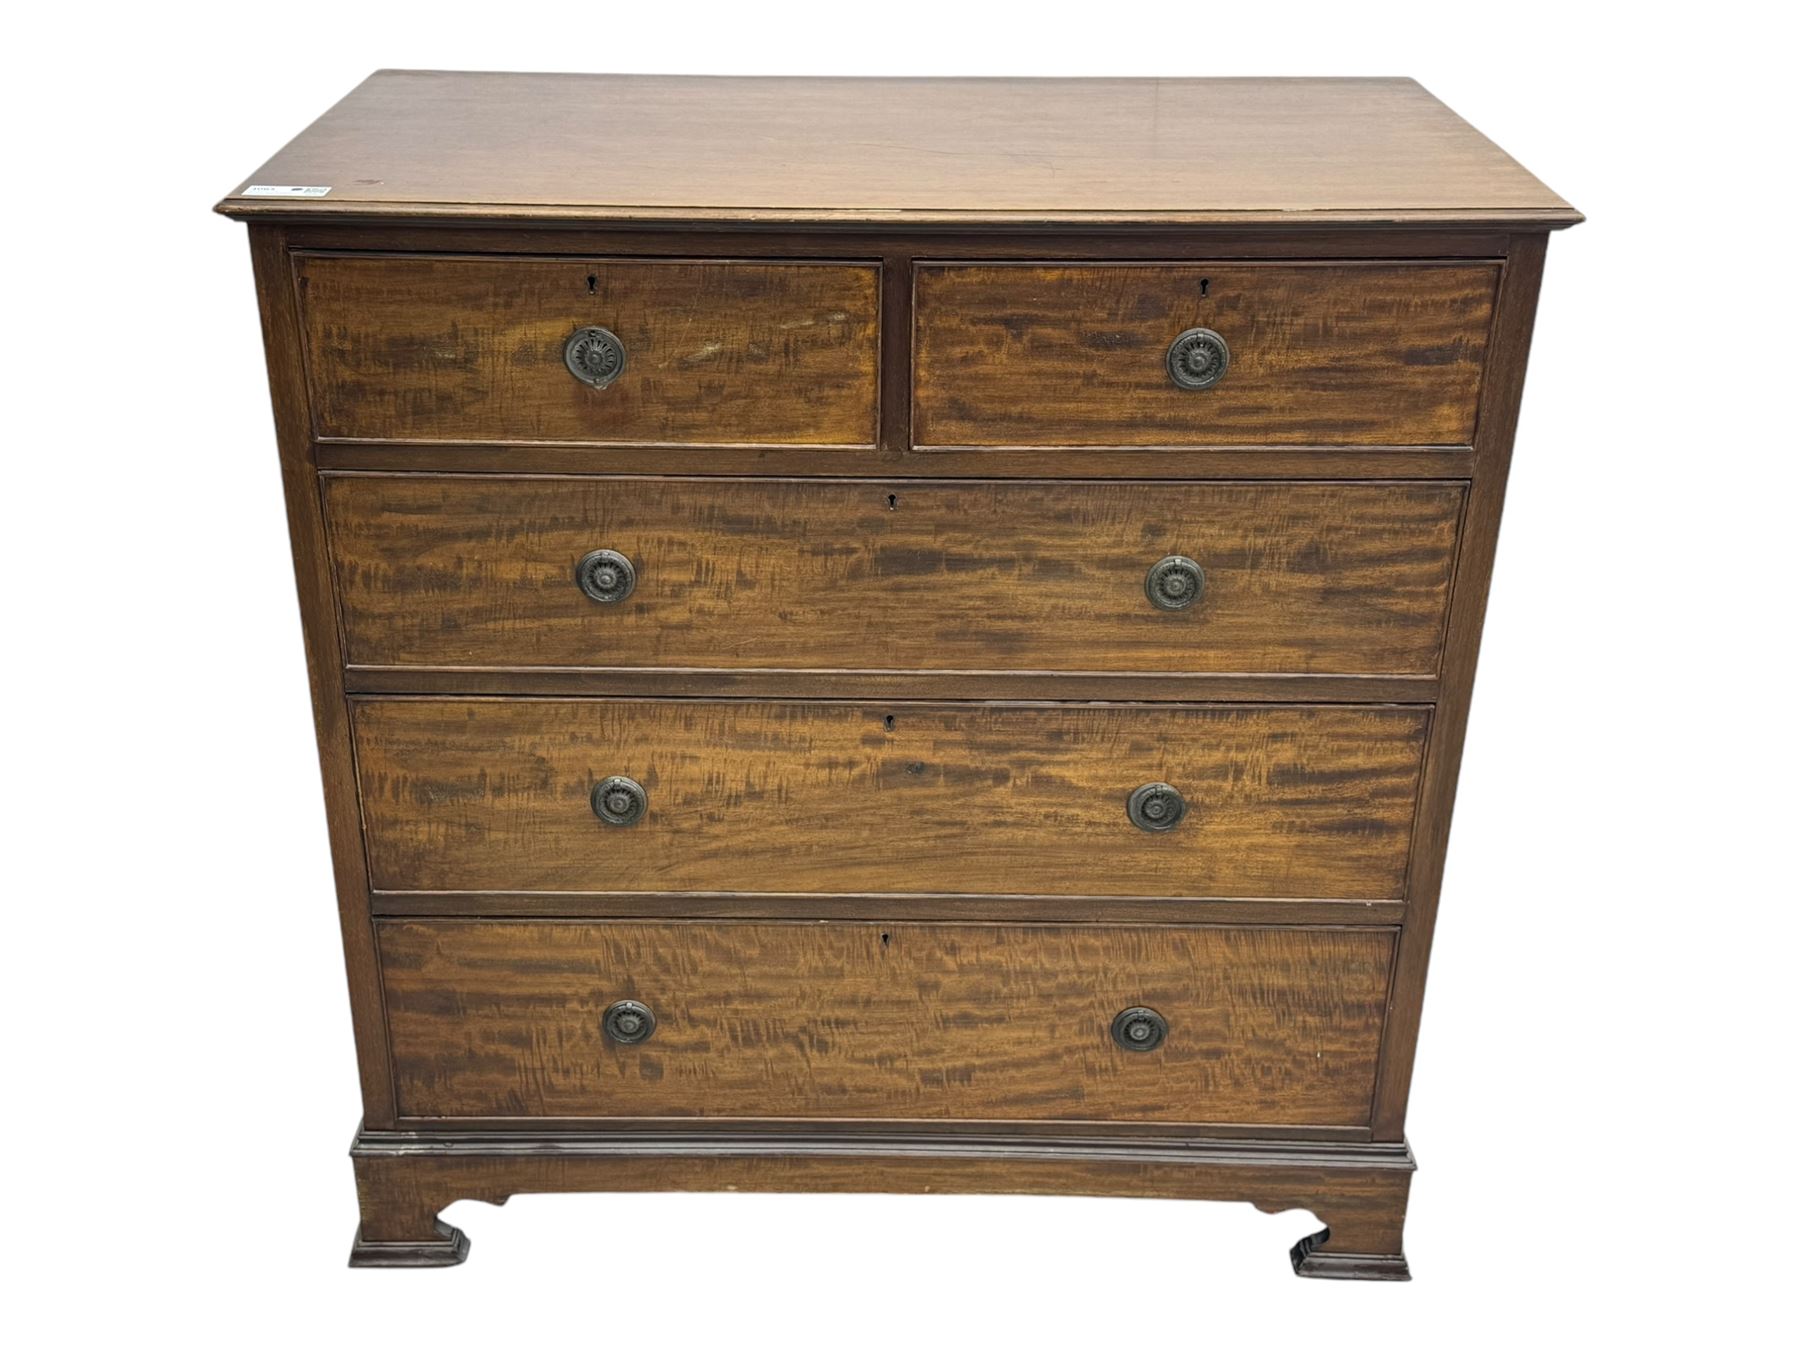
5,2,1793,1343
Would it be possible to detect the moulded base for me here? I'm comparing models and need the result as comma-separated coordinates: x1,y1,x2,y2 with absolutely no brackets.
348,1127,1416,1278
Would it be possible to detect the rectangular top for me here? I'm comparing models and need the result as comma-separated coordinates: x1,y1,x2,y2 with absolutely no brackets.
217,71,1579,228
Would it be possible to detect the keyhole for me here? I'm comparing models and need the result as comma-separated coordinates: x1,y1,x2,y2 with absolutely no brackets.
887,493,898,510
586,274,597,295
880,932,890,948
1199,278,1210,298
884,715,896,732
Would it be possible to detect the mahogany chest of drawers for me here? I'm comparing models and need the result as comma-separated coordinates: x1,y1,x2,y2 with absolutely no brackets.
219,71,1578,1278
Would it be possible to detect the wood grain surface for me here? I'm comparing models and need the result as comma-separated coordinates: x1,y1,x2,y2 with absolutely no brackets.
218,72,1578,228
914,263,1497,447
322,475,1465,677
376,920,1396,1124
295,255,880,445
352,699,1430,900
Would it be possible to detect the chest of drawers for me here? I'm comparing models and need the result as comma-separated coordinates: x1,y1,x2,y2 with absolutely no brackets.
219,71,1578,1278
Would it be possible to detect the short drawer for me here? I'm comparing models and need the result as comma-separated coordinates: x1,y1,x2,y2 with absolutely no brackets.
295,255,880,445
353,699,1429,901
324,476,1465,677
913,262,1498,447
378,919,1395,1125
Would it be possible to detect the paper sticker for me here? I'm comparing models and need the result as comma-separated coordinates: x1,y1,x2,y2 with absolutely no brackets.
241,184,332,198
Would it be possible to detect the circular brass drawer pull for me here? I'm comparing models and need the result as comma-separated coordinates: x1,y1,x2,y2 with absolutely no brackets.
1145,555,1204,611
575,548,637,604
1111,1006,1168,1052
1127,782,1186,833
604,999,656,1045
564,324,627,388
1166,327,1230,390
591,775,647,827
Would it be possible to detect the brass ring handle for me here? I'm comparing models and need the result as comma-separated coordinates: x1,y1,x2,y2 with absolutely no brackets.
575,549,637,604
591,776,647,827
1111,1007,1168,1052
1145,556,1204,611
1166,327,1230,390
565,325,627,388
1127,782,1186,833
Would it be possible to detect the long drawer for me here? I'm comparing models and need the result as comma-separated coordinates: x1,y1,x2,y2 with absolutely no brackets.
295,255,881,445
913,262,1498,448
324,476,1465,677
352,699,1430,900
377,919,1396,1125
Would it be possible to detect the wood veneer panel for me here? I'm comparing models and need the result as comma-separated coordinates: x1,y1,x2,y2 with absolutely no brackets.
914,263,1498,448
377,920,1396,1124
295,255,879,445
218,73,1577,228
323,476,1465,677
352,699,1430,900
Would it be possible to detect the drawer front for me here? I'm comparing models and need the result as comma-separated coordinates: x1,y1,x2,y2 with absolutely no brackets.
354,700,1429,900
378,920,1395,1125
296,256,880,445
913,263,1498,447
326,476,1464,677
